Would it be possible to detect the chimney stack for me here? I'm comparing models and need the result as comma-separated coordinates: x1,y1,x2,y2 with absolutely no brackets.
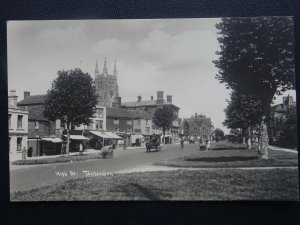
167,95,172,103
112,96,122,108
156,91,164,104
195,112,197,118
24,91,30,99
8,89,17,108
151,96,154,101
137,96,142,102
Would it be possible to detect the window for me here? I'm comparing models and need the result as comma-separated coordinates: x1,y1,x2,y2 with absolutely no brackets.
193,127,197,131
145,127,150,134
127,128,132,133
95,109,103,118
146,119,149,125
17,137,22,151
127,120,132,125
114,119,119,124
35,121,39,130
203,127,206,132
17,115,23,129
8,114,11,129
96,121,103,130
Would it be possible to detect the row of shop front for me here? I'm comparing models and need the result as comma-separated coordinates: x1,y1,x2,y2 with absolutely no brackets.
27,131,175,157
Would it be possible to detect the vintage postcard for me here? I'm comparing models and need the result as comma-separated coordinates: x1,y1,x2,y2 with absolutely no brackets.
8,18,298,201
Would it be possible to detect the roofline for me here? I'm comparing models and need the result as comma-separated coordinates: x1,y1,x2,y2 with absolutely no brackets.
121,103,180,110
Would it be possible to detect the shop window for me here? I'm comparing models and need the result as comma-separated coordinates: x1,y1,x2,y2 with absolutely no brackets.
114,119,119,124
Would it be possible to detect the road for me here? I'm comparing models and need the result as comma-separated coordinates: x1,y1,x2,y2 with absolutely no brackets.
10,143,198,192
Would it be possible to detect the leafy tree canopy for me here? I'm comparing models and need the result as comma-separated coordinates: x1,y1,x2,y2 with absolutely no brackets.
153,105,177,132
223,91,262,130
43,68,97,126
214,17,295,112
214,128,225,138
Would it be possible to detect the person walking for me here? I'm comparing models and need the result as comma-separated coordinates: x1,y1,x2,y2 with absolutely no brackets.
247,137,252,151
206,139,211,151
79,143,83,155
22,146,27,161
180,138,184,149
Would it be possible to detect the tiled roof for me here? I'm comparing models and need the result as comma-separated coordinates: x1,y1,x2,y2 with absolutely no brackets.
17,94,46,106
106,107,152,119
184,117,211,128
121,99,180,109
28,111,48,122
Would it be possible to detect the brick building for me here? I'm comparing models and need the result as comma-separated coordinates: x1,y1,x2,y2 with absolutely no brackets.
106,107,152,147
121,91,181,143
8,90,28,161
269,95,297,141
182,113,212,142
17,92,63,156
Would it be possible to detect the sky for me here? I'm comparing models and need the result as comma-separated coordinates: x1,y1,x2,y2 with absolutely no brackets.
7,19,296,134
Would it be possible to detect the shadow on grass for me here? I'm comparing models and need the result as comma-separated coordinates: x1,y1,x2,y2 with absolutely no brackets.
185,156,258,162
211,146,247,151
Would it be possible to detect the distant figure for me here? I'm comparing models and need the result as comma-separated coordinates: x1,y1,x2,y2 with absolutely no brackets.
206,139,211,151
22,147,27,161
180,138,184,149
79,143,83,155
247,138,252,151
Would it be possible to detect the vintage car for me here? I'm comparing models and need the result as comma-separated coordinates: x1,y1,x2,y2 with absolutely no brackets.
145,135,161,152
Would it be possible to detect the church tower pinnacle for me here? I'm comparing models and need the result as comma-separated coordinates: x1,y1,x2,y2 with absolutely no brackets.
103,58,108,76
95,60,99,75
113,60,117,76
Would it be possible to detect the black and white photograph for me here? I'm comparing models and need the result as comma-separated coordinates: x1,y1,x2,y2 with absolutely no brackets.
8,17,298,201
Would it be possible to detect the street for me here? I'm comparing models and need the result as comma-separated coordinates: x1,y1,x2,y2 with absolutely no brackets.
10,143,198,192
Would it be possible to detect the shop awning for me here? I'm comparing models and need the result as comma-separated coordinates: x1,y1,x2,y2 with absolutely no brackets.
89,131,122,139
131,134,144,139
64,135,90,140
89,131,112,138
42,137,63,143
104,132,123,139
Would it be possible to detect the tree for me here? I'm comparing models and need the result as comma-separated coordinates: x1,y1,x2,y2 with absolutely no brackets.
152,105,177,144
214,17,295,158
214,128,225,140
223,91,262,141
43,68,97,155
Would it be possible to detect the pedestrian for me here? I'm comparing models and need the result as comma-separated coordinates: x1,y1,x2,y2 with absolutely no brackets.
79,143,83,155
180,138,184,149
206,139,211,151
22,146,27,161
247,138,252,151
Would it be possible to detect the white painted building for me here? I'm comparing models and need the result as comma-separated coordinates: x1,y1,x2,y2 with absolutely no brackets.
8,90,28,161
76,105,106,131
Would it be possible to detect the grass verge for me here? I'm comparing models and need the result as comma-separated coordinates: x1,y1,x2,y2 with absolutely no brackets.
11,169,299,201
12,153,103,165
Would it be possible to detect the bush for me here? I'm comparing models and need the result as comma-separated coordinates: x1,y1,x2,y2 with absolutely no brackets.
12,153,102,165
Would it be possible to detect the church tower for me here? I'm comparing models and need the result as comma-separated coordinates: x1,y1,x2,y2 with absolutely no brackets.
94,58,119,107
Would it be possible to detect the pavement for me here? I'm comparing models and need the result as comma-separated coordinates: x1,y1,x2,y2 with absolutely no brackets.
10,143,196,192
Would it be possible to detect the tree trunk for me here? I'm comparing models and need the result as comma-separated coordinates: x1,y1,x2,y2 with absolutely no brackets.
258,116,269,159
66,122,71,156
163,128,166,145
258,89,275,160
